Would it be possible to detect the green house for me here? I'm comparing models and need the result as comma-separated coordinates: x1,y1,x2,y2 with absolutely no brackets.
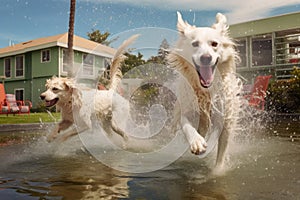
229,12,300,83
0,33,116,109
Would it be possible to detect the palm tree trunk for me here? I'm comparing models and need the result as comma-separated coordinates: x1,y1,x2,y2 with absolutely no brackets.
67,0,76,77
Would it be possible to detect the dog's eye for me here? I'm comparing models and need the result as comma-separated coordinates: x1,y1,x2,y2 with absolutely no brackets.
52,87,59,91
211,41,218,47
192,41,199,47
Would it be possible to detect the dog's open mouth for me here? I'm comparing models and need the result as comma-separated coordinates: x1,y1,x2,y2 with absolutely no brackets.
193,58,218,88
45,98,59,107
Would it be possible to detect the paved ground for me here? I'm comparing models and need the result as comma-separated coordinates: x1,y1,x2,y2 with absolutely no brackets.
0,123,54,133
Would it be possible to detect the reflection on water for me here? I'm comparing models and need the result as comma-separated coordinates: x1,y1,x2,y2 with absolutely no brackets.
0,116,299,200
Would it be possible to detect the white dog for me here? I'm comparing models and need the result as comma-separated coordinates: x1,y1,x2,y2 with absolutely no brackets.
40,35,138,142
167,12,240,169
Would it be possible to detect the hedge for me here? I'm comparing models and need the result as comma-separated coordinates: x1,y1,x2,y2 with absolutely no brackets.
267,67,300,113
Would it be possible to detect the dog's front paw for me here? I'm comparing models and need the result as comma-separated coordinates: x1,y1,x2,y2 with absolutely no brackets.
190,134,207,155
182,123,207,155
46,135,57,142
46,131,59,142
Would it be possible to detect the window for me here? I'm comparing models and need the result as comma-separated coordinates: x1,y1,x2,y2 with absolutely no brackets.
4,58,11,78
15,89,24,101
15,55,24,77
41,49,51,62
236,38,247,67
251,34,272,67
62,49,68,73
82,54,94,75
275,29,300,65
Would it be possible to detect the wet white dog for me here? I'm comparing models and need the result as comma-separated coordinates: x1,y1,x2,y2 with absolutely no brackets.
40,35,138,142
167,12,240,170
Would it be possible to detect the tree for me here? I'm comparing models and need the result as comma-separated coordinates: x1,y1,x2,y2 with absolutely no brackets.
67,0,76,77
87,29,113,46
158,38,170,60
146,38,170,64
122,52,146,75
146,55,164,64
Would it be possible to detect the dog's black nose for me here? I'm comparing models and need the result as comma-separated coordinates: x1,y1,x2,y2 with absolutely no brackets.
40,95,45,100
200,54,212,65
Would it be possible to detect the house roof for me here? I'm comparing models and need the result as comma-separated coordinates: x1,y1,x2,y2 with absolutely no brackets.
0,33,116,58
230,11,300,38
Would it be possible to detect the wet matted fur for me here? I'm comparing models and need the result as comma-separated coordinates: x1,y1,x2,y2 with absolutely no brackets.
167,12,240,170
40,35,138,142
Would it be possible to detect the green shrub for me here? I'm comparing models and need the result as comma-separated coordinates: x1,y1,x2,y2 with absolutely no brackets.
267,67,300,113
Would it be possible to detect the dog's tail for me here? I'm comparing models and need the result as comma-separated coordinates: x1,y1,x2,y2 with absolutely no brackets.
109,34,139,91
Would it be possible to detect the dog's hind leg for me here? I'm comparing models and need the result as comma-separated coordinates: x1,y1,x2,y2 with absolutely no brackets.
215,125,230,170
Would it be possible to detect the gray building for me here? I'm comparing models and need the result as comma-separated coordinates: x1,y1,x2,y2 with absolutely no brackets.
229,12,300,83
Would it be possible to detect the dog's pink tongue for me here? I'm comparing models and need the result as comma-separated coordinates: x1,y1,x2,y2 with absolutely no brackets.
46,99,56,107
199,66,213,85
45,101,51,106
46,101,51,107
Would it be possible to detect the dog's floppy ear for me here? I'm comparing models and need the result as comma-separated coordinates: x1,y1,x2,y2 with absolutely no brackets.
64,78,76,90
64,78,82,107
212,13,228,35
177,11,194,35
45,78,51,87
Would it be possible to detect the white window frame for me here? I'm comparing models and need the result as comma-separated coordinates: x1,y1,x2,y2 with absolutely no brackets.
82,54,94,76
251,34,273,67
41,49,51,63
14,88,24,101
15,55,24,78
62,49,68,74
4,57,12,78
236,38,248,68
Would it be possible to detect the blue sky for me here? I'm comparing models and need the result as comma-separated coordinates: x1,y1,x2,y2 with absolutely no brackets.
0,0,300,49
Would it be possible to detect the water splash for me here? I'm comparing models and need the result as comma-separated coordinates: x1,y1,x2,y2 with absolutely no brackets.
46,110,57,123
217,73,279,175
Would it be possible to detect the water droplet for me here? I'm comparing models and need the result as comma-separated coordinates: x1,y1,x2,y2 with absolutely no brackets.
86,185,92,190
87,178,94,183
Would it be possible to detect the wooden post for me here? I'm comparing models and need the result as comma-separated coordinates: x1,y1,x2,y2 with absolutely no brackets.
67,0,76,77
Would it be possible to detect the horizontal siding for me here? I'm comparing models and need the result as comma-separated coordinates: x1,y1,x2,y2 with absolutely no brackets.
32,47,59,77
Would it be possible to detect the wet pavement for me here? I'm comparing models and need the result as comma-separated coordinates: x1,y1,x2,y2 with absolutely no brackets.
0,116,299,200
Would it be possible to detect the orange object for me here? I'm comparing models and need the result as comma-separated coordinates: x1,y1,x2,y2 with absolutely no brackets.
0,84,10,114
0,84,32,115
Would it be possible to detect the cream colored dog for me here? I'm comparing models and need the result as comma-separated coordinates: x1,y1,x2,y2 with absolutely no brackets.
167,12,240,169
40,35,138,142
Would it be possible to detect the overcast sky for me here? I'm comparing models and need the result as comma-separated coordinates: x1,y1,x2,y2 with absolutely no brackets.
0,0,300,48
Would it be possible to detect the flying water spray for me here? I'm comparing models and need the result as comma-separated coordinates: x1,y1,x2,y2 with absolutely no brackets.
73,27,225,173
